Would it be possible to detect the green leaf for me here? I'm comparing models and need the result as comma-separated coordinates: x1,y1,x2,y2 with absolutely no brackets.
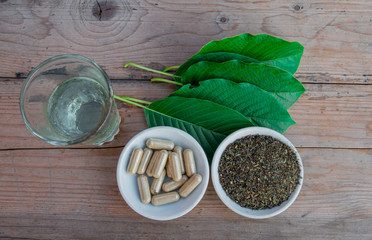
146,96,255,135
179,60,306,109
170,79,295,133
175,33,303,75
176,52,259,76
144,96,257,161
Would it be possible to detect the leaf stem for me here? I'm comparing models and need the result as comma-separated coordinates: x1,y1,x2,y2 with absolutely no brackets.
120,96,151,105
151,78,183,86
162,65,180,72
113,95,149,109
124,62,180,78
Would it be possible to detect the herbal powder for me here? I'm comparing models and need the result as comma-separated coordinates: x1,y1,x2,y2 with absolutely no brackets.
218,135,301,210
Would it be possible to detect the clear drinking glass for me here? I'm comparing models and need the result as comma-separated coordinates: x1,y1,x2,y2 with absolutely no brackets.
20,54,121,146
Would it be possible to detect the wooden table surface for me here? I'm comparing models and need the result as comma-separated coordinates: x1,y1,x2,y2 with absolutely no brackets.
1,1,372,239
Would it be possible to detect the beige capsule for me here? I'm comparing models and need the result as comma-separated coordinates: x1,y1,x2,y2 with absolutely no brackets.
151,169,166,195
127,148,144,174
146,138,175,150
151,192,180,206
146,150,160,177
152,150,169,178
137,148,153,174
162,175,188,192
183,149,197,177
169,152,182,181
137,175,151,204
166,157,173,178
174,146,185,174
179,174,202,198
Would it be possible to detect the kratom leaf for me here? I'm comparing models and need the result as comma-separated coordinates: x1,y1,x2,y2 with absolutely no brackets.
175,33,303,75
179,60,306,109
176,52,258,76
170,79,295,133
144,96,258,161
146,96,255,135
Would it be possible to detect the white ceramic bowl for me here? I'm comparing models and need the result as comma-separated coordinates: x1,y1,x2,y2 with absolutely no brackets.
211,127,303,219
117,126,209,221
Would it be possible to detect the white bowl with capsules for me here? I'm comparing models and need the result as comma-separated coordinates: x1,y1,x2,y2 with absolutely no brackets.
117,126,209,221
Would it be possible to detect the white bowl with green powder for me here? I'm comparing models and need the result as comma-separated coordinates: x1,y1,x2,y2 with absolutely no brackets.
211,127,303,219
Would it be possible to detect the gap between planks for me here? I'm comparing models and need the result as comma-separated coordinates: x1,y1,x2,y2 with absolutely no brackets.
0,146,370,152
2,73,372,85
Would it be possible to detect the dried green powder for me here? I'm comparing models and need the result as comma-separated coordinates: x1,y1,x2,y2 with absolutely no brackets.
218,135,301,210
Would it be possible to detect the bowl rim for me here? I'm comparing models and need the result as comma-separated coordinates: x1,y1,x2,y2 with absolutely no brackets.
211,127,304,219
116,126,210,221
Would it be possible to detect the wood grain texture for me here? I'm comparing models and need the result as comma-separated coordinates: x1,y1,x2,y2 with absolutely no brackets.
1,0,372,82
2,78,371,150
1,1,372,239
0,148,371,239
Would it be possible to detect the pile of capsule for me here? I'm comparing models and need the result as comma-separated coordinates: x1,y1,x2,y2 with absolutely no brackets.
127,138,203,206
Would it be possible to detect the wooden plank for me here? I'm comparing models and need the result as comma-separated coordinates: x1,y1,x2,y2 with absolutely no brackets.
286,83,372,148
1,78,371,150
1,78,175,149
0,147,371,239
1,1,372,82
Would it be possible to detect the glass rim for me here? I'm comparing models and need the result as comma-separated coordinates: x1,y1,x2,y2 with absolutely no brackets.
20,54,115,145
